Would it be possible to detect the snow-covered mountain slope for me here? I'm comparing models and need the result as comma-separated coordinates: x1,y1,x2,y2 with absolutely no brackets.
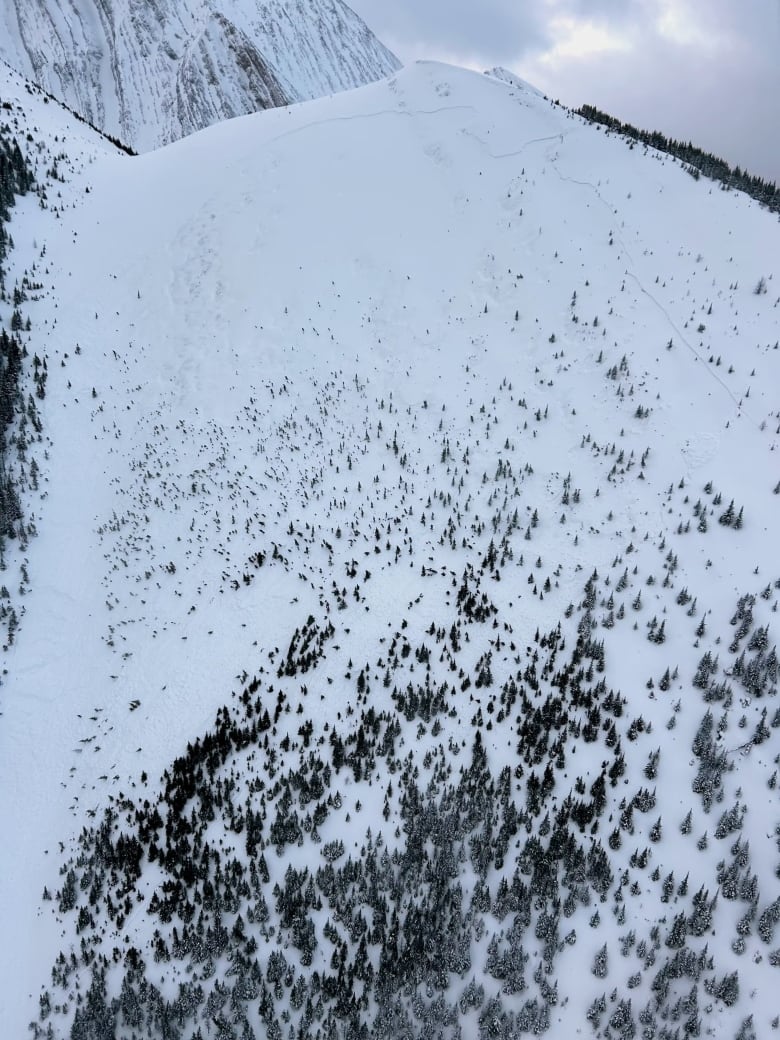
3,58,780,1040
0,0,400,151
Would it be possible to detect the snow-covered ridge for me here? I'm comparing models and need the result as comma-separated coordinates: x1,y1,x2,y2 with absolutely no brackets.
0,0,400,151
485,66,547,100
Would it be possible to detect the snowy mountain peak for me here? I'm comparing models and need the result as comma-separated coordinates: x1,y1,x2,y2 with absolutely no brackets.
0,0,400,151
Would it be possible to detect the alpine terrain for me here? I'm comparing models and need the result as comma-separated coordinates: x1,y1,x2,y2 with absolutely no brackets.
1,50,779,1040
0,0,400,151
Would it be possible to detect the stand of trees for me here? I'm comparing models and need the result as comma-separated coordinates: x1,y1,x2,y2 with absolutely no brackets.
576,103,779,214
0,129,34,547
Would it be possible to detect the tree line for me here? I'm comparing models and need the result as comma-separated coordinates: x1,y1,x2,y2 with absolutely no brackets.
576,103,779,214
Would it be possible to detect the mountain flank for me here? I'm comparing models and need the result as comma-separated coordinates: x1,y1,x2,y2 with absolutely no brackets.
1,56,779,1040
0,0,400,151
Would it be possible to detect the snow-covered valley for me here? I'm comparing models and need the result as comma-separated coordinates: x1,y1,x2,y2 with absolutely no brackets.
1,56,779,1039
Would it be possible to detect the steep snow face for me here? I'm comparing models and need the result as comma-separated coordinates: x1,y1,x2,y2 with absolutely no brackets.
485,66,547,100
0,0,400,150
2,58,780,1040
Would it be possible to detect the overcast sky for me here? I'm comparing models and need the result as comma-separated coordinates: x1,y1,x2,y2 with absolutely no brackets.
350,0,780,184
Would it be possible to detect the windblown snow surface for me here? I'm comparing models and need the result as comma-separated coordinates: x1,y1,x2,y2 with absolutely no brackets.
0,0,400,151
1,59,780,1039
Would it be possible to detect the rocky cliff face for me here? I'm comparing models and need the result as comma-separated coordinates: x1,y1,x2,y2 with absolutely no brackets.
0,0,400,150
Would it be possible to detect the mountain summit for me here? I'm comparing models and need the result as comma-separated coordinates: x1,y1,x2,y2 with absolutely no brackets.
0,0,400,150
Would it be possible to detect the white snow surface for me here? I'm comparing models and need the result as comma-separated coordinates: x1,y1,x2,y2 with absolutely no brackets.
1,57,780,1038
0,0,400,151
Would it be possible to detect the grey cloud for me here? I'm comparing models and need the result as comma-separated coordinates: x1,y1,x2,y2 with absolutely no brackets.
535,41,779,182
524,0,780,183
352,0,648,63
349,0,551,64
